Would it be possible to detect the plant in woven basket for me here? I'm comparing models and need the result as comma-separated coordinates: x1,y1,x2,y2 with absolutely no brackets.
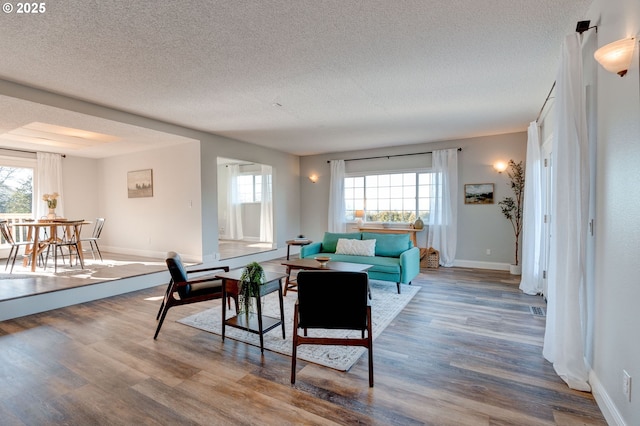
498,160,525,266
238,262,265,315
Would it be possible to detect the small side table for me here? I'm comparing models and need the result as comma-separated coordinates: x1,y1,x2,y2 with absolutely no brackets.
217,269,287,353
285,239,312,260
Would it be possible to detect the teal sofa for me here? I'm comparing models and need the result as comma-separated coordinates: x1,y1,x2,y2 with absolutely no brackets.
299,231,420,294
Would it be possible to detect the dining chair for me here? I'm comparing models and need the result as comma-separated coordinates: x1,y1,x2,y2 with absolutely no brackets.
291,270,374,387
44,220,85,273
0,220,41,273
81,217,105,261
154,251,236,339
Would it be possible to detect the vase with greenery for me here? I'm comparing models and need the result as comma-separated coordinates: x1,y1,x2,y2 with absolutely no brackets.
498,160,524,271
238,262,265,315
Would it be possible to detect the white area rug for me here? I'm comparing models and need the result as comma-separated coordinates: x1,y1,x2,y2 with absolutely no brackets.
178,280,419,371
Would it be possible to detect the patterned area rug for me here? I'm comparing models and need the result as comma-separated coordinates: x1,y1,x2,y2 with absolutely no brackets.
178,280,419,371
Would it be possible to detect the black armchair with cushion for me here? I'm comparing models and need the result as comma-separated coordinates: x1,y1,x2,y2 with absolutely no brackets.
154,251,236,339
291,270,374,387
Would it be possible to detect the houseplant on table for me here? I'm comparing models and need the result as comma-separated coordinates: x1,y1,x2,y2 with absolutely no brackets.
238,261,265,314
498,160,524,275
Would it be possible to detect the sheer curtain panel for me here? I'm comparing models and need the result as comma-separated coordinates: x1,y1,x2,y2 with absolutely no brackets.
226,164,244,240
519,121,544,295
542,33,591,392
259,165,273,244
328,160,346,233
36,152,64,219
427,149,458,266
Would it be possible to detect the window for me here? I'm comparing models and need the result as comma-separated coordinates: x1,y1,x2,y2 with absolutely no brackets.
345,171,438,223
237,174,262,203
0,164,34,217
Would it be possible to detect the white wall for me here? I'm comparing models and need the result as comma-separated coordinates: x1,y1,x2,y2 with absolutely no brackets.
99,141,203,260
583,0,640,424
300,132,527,268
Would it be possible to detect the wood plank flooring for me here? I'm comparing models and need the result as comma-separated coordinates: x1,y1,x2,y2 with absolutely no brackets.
0,261,606,425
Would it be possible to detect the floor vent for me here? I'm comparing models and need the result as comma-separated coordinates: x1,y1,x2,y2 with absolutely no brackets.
530,306,546,317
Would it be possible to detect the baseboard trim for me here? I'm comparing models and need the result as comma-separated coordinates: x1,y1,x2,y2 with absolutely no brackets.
590,369,627,426
452,259,511,271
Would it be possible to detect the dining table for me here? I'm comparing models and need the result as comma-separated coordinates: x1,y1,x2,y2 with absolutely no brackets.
13,219,91,272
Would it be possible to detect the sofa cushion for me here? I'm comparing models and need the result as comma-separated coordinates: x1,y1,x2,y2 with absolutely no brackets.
335,238,376,256
323,253,401,275
321,232,362,253
362,232,411,257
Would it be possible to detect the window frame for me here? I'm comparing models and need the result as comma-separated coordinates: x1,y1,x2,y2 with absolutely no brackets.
344,168,438,224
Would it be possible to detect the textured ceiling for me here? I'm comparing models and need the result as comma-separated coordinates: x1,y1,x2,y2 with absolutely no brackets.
0,0,592,157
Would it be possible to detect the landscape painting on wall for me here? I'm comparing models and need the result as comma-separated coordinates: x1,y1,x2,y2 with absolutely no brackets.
127,169,153,198
464,183,494,204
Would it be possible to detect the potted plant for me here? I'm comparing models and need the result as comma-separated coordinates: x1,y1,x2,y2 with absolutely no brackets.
238,261,265,314
498,160,525,275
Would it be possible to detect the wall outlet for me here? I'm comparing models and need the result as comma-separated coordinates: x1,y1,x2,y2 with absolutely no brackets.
485,248,491,255
623,370,632,402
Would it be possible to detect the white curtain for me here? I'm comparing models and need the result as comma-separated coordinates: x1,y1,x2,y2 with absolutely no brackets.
226,164,244,240
519,121,544,295
328,160,346,233
36,152,64,219
542,33,591,392
427,149,458,266
259,165,273,243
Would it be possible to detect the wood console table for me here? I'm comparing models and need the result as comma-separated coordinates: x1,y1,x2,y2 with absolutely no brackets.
359,226,420,247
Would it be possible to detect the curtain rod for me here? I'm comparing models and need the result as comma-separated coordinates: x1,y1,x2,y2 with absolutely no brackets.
327,147,461,163
0,147,66,158
536,81,556,123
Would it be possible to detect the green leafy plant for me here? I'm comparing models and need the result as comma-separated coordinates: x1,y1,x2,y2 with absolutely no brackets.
498,160,525,266
238,262,265,314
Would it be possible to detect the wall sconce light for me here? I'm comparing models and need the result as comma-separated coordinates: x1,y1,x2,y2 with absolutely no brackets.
493,161,508,173
594,37,637,77
309,174,318,183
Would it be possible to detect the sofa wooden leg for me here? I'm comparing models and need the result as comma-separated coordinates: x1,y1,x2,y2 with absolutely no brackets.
396,282,401,294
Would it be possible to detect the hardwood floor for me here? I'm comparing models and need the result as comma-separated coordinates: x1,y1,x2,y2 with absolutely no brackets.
0,262,606,425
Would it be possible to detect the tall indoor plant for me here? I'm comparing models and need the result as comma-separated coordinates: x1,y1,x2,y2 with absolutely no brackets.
498,160,524,274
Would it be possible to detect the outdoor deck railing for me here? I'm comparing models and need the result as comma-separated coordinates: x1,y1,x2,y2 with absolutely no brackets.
0,213,38,245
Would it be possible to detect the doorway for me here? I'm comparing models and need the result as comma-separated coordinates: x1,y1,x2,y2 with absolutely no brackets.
217,157,274,260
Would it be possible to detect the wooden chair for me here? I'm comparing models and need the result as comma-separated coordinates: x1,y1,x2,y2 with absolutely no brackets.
154,251,237,339
81,217,105,261
291,270,374,387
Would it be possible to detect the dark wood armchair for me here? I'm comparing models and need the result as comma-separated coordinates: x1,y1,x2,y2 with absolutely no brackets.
291,270,374,387
154,251,236,339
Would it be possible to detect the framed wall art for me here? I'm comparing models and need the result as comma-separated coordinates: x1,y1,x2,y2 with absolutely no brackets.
127,169,153,198
464,183,494,204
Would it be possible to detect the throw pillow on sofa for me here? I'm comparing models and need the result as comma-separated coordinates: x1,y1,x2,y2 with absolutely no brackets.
362,232,412,257
335,238,376,256
321,232,362,253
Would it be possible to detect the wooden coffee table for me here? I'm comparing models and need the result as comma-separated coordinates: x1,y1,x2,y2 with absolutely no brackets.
281,258,373,296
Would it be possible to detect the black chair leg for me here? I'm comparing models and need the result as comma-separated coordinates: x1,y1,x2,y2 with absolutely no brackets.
156,280,174,320
8,246,17,273
93,241,103,262
154,307,170,339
